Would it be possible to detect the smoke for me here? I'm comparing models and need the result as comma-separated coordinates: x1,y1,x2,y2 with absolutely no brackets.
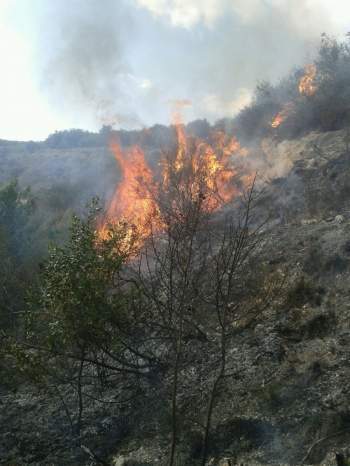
135,0,336,32
135,0,333,123
36,0,145,129
30,0,348,131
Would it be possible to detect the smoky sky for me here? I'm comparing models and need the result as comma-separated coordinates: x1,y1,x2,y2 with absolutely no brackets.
32,0,341,131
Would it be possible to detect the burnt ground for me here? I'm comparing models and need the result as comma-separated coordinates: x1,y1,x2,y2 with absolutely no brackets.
2,129,350,466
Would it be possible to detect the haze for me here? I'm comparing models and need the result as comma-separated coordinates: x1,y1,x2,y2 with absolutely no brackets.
0,0,349,140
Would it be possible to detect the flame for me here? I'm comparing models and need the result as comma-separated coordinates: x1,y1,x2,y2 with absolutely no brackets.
271,111,285,129
99,122,251,251
299,64,317,96
173,121,187,171
167,116,246,211
271,102,296,128
271,63,317,129
99,141,161,249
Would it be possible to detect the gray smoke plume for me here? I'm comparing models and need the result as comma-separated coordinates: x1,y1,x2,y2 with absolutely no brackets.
31,0,345,130
36,0,144,129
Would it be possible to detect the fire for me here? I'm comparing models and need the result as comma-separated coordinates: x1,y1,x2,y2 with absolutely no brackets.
271,102,295,128
98,141,160,248
192,131,246,209
173,121,187,171
163,122,247,211
299,64,317,96
271,111,285,129
271,63,317,129
99,123,251,250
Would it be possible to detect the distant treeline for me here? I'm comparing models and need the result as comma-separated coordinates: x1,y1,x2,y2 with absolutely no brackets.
0,120,213,152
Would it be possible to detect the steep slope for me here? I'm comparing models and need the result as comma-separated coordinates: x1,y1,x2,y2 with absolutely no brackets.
1,129,350,466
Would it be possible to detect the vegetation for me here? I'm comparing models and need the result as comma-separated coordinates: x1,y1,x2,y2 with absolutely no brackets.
233,34,350,142
2,33,350,465
0,180,36,330
1,142,284,464
21,203,145,435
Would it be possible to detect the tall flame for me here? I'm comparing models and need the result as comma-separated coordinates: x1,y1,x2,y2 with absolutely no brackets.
164,118,247,211
99,123,251,250
299,64,317,96
99,141,160,247
271,64,317,129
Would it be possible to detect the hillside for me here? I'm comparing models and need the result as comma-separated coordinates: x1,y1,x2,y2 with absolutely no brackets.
4,6,350,466
1,128,350,465
0,141,117,211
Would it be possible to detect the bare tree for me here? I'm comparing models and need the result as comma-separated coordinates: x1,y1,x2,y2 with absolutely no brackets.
130,152,213,465
125,139,284,465
199,181,285,465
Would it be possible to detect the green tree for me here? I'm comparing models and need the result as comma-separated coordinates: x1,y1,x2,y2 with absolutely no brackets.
0,180,35,330
24,202,155,435
28,202,129,353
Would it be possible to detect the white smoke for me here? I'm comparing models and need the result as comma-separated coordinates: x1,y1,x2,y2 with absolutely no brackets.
29,0,350,131
136,0,349,33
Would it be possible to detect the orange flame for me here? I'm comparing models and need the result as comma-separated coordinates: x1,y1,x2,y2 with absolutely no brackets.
271,102,296,128
271,111,285,129
99,141,160,248
99,123,251,250
271,64,317,129
167,113,246,211
299,64,317,96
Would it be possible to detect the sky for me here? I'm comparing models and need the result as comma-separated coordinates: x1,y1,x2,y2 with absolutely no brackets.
0,0,349,141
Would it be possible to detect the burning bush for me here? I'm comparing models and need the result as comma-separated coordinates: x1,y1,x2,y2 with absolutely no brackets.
98,120,252,252
234,34,350,142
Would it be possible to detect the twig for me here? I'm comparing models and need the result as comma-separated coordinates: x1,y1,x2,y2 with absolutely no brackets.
80,444,109,465
302,428,350,464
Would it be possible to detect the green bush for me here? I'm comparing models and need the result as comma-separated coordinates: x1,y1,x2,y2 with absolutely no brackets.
0,180,36,330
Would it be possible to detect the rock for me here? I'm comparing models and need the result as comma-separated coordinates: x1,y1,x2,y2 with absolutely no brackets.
334,214,345,224
112,455,128,466
301,218,318,225
218,459,232,466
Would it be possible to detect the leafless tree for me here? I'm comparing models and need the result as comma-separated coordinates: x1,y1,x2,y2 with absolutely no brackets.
125,142,284,465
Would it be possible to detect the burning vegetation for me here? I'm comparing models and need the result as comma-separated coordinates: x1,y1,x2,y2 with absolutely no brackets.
98,57,322,253
99,120,251,251
98,141,160,251
298,63,317,96
271,64,317,129
5,33,350,466
271,102,296,128
233,34,350,142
